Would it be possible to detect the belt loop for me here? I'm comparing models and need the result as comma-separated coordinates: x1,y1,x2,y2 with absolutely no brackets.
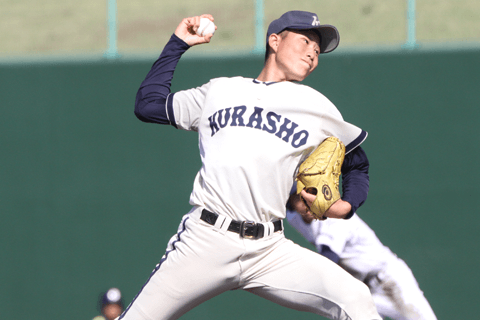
218,216,232,235
213,214,226,229
270,222,277,235
262,222,272,237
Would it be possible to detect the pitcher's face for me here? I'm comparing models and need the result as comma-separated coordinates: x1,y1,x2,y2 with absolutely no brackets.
275,29,321,81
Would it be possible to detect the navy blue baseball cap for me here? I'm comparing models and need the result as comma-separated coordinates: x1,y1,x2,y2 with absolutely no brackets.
266,10,340,54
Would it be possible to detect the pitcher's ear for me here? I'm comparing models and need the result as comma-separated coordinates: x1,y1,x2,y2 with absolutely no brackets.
268,33,281,53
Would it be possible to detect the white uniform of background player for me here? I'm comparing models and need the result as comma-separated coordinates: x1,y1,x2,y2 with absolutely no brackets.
287,208,437,320
119,11,381,320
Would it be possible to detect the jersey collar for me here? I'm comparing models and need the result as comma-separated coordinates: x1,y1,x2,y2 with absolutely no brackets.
253,79,277,86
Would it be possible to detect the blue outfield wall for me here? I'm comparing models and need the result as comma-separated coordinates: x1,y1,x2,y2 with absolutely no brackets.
1,47,479,319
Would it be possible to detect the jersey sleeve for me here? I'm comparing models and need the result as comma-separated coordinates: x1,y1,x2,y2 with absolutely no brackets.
306,91,367,154
134,34,190,127
310,93,369,218
320,111,367,154
134,33,215,132
341,146,370,218
169,81,212,132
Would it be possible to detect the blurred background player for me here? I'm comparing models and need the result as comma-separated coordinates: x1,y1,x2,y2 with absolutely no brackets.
287,193,437,320
92,287,124,320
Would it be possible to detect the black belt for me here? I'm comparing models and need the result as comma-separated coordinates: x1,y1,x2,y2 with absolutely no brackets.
200,209,282,239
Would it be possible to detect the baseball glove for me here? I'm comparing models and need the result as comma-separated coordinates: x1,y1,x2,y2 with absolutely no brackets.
296,137,345,220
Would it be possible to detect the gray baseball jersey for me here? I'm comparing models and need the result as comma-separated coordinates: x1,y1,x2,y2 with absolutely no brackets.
172,77,366,222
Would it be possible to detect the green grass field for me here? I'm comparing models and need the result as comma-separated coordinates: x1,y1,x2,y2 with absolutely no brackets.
1,0,479,57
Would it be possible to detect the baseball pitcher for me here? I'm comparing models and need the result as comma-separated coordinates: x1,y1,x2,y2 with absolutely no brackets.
119,11,381,320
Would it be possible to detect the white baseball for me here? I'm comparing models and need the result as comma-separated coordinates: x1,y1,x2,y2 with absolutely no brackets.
196,18,216,37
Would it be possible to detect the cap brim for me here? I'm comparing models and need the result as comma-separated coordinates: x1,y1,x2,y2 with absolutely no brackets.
315,25,340,54
283,24,339,54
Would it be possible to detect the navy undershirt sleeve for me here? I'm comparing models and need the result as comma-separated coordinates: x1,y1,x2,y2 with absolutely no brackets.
318,245,340,263
134,34,190,126
341,146,369,219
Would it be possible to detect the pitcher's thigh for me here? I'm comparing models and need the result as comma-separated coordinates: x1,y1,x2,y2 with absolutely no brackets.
121,261,229,320
120,219,240,320
246,241,380,320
